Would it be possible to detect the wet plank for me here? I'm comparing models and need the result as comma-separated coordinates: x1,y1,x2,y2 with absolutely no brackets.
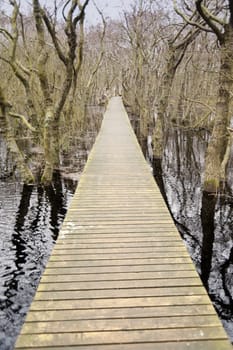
15,97,232,349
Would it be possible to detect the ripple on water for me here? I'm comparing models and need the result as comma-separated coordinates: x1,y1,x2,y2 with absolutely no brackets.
0,176,76,350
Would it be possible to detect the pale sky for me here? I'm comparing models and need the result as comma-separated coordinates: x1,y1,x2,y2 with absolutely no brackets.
1,0,134,25
86,0,133,25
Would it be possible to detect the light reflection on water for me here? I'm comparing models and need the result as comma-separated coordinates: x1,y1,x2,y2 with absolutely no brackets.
156,128,233,341
0,176,76,350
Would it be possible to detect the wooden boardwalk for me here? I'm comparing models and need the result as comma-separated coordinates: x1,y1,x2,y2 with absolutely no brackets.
15,97,232,349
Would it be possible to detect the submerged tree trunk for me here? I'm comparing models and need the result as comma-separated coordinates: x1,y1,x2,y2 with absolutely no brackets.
5,115,35,183
41,63,74,184
0,88,34,183
204,24,233,192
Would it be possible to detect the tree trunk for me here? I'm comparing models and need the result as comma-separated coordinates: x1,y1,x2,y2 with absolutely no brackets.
41,106,59,184
152,117,163,159
158,47,176,127
204,24,233,192
155,46,177,158
139,109,150,156
0,87,34,183
0,114,34,183
41,62,74,184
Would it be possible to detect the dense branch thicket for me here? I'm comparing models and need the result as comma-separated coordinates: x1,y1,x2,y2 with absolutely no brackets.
0,0,102,183
0,0,232,192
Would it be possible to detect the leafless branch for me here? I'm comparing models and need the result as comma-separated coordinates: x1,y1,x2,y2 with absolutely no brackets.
9,112,36,131
195,0,224,43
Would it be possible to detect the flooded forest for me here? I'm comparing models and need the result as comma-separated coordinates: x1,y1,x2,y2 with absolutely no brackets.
1,0,233,349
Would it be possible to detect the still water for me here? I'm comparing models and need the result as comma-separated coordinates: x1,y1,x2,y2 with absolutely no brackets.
154,128,233,341
0,175,77,350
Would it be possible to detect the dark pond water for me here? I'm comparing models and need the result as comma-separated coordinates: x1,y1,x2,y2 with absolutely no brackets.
0,175,77,350
153,128,233,341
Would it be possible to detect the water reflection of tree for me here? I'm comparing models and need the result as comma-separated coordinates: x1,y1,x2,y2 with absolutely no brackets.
44,172,69,241
1,184,34,350
159,128,233,340
2,185,33,310
208,195,233,322
200,192,216,287
220,247,233,316
1,175,75,350
161,129,206,270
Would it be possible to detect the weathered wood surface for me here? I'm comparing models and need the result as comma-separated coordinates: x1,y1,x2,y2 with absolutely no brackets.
15,97,232,349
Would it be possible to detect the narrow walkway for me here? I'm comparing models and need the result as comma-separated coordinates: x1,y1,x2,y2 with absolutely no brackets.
15,97,232,349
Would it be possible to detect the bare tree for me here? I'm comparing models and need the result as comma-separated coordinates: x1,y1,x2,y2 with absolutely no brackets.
121,0,202,159
0,0,89,183
0,85,35,182
174,0,233,191
121,0,163,155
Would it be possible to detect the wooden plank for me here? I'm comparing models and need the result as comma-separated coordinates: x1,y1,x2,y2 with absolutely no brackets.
28,342,232,350
43,264,195,275
25,304,216,323
45,257,197,268
49,252,190,262
56,235,181,242
60,227,181,233
54,241,184,248
15,96,232,349
68,208,169,212
59,232,181,238
15,327,229,348
63,220,176,225
40,270,198,282
30,295,212,310
37,278,202,292
55,236,183,245
66,204,167,209
51,246,188,254
66,208,173,216
21,315,222,334
34,286,206,300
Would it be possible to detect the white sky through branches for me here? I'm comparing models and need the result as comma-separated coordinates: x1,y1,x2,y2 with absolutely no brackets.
1,0,134,25
86,0,133,25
